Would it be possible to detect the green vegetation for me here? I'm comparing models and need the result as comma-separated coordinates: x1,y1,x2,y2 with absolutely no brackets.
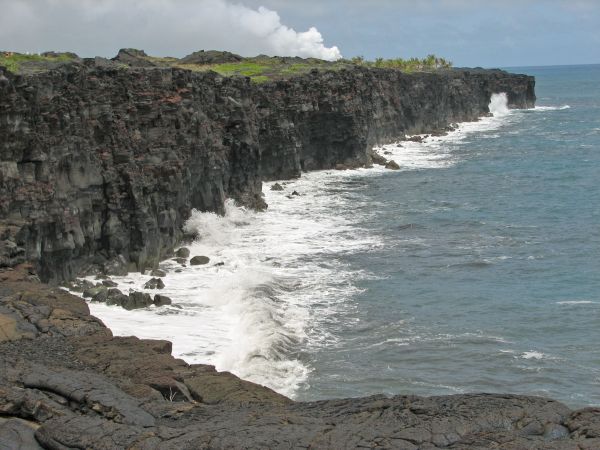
0,52,76,74
0,49,452,82
346,54,452,72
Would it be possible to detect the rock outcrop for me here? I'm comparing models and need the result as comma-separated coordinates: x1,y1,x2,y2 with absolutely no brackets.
0,266,598,449
0,57,534,283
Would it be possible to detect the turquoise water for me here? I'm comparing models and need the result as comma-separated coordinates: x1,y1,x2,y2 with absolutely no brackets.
299,65,600,406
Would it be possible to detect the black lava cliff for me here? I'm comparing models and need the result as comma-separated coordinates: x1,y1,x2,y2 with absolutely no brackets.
0,59,534,283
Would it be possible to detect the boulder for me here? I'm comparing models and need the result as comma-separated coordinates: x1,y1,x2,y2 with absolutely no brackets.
291,191,300,196
144,278,165,290
105,289,129,307
175,248,190,258
91,290,108,303
123,292,153,310
270,183,284,191
154,294,172,307
190,256,210,266
150,269,166,277
82,286,106,299
385,160,400,170
101,279,118,287
370,151,388,166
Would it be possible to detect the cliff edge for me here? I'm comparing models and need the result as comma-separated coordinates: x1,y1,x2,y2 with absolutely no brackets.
0,52,534,282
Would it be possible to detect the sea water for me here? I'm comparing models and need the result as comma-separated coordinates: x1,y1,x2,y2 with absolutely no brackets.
87,64,600,406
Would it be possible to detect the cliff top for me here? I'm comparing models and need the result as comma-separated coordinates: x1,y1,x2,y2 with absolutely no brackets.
0,48,464,83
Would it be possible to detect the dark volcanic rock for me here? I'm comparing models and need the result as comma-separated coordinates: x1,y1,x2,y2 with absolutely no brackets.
175,248,191,258
190,256,210,265
270,182,284,191
144,277,165,289
1,266,598,449
385,160,400,170
153,294,172,306
124,291,153,310
0,62,534,283
179,50,243,65
150,268,167,277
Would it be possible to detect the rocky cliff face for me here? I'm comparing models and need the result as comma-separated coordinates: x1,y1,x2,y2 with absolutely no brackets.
0,61,534,282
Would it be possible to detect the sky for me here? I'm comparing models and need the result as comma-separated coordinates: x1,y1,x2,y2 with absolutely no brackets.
1,0,599,67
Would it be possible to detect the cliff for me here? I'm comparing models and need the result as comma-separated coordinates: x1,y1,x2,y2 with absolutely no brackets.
0,57,534,283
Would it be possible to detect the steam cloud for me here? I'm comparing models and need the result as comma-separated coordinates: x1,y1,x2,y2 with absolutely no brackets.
0,0,342,61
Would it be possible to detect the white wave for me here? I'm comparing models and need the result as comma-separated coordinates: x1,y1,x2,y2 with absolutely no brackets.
87,170,382,398
489,93,510,117
520,351,559,361
85,100,519,398
556,300,598,305
534,105,571,111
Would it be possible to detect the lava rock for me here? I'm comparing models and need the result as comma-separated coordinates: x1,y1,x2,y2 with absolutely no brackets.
91,290,108,303
385,160,400,170
154,294,172,306
190,256,210,266
150,269,167,277
175,248,190,258
144,278,165,290
291,191,300,196
270,183,284,191
123,292,154,310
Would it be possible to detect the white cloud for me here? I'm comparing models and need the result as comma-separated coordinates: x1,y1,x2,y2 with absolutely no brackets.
0,0,342,60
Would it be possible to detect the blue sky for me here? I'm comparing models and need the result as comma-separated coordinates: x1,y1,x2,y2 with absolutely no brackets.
1,0,599,67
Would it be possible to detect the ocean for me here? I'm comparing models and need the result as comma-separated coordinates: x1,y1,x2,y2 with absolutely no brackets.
87,64,600,407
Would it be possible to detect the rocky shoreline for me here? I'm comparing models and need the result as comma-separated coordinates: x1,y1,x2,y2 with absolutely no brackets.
5,51,600,449
1,265,599,449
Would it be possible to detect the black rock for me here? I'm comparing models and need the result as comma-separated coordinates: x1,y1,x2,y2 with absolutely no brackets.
144,278,165,289
291,191,300,196
190,256,210,265
150,269,167,277
154,294,172,306
385,160,400,170
175,248,190,258
102,279,118,287
123,292,154,310
91,290,108,303
270,183,284,191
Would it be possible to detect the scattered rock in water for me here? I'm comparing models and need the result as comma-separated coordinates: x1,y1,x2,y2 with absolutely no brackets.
150,269,167,278
270,183,284,191
175,269,183,273
215,262,225,267
370,151,387,166
154,294,172,307
407,135,423,143
123,291,154,310
95,274,109,280
91,290,108,303
175,247,190,258
384,151,392,155
291,191,300,196
102,279,118,287
105,289,129,307
385,160,400,170
190,256,210,266
82,286,106,299
144,278,165,290
173,257,187,265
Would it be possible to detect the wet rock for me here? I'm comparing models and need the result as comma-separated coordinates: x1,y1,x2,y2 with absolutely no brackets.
150,269,167,277
190,256,210,266
105,289,129,307
270,183,284,191
101,279,118,287
215,262,225,267
121,292,153,310
82,286,106,299
370,151,388,166
90,290,108,303
385,160,400,170
153,294,172,307
103,255,129,277
144,278,165,290
291,191,300,196
175,248,190,258
172,257,187,265
407,135,424,143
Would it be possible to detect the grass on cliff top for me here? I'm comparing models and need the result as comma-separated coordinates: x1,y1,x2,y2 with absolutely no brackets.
0,52,76,74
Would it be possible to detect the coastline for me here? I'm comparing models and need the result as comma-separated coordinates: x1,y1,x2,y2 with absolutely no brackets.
6,53,599,448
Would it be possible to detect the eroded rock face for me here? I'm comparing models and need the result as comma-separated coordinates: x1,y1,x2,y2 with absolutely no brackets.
0,62,534,283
